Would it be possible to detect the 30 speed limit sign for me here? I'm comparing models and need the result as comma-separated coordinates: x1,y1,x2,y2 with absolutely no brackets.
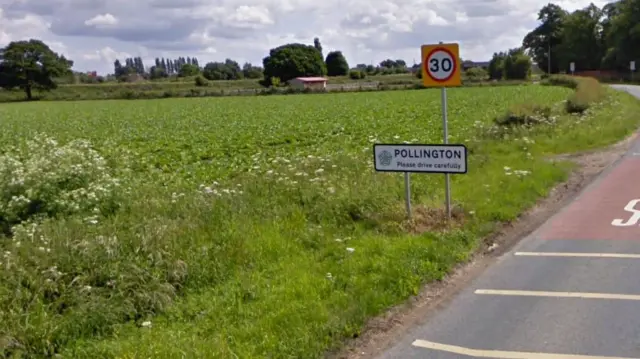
421,43,461,87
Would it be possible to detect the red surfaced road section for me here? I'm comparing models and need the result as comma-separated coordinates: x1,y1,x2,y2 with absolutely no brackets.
539,157,640,240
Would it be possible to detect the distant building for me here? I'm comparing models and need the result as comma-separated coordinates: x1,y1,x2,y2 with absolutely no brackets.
288,77,328,90
462,61,490,70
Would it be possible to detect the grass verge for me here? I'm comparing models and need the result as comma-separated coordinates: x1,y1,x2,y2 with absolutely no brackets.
1,82,639,358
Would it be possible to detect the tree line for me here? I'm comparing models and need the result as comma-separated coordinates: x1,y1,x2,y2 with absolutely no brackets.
107,37,416,85
522,1,638,74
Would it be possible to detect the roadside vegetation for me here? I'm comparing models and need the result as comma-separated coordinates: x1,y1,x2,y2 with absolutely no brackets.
2,75,640,358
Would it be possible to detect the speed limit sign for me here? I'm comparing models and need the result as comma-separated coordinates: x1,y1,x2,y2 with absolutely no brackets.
421,43,461,87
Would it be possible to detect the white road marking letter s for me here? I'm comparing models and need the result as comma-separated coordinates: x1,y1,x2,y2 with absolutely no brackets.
611,199,640,226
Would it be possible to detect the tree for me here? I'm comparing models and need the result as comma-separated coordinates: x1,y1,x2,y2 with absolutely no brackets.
261,43,327,86
365,64,376,74
523,4,568,73
114,59,124,76
223,59,243,79
464,67,488,81
149,66,167,79
314,37,323,58
487,48,532,80
556,3,605,71
201,59,243,80
601,0,640,71
325,51,349,76
503,48,532,79
178,63,200,77
488,52,507,80
242,62,263,79
0,39,73,100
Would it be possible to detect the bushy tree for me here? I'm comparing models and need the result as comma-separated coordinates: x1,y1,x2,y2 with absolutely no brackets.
487,48,532,80
488,52,507,80
464,67,488,81
522,4,568,74
149,66,168,79
261,43,327,86
242,63,263,79
325,51,349,76
0,39,73,100
503,48,532,80
178,63,200,77
202,59,243,80
314,37,323,58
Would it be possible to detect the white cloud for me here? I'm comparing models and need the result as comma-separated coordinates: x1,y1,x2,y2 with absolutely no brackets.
84,13,119,27
228,5,274,28
0,0,614,74
82,46,130,62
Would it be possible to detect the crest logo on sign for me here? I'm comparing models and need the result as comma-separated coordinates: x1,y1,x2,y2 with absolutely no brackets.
378,150,393,166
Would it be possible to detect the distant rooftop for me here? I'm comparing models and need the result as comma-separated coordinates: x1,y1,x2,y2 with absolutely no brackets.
463,61,490,68
294,77,328,82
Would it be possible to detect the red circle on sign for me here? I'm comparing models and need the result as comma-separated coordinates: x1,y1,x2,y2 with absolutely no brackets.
424,47,457,83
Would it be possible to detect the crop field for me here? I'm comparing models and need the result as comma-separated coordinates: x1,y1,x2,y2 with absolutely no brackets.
1,84,640,358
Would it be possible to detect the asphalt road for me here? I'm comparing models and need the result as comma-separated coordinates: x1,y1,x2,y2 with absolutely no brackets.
378,85,640,359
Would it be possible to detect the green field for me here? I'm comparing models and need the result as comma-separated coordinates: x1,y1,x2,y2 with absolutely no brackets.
0,73,530,102
1,84,640,358
0,74,422,102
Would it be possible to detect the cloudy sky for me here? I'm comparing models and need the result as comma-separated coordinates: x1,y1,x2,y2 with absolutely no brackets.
0,0,611,75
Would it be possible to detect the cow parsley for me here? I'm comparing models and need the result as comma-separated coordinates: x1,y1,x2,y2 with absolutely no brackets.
0,134,121,232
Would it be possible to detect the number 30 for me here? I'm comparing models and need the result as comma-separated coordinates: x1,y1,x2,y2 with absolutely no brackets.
429,58,453,72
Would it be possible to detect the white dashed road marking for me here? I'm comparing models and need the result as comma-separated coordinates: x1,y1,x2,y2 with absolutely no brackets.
412,340,639,359
515,252,640,259
474,289,640,301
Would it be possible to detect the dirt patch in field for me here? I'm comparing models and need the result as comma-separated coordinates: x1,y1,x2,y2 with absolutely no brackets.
402,205,466,234
329,131,639,359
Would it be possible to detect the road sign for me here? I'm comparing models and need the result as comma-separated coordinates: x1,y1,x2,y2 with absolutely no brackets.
569,62,575,73
374,143,467,219
631,61,636,71
374,144,467,173
421,43,461,87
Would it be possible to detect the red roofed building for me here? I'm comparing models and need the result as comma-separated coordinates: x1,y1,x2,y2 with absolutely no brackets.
288,77,327,90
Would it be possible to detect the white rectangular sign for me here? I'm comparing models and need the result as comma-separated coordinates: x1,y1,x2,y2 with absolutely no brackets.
374,144,467,174
631,61,636,71
570,62,575,72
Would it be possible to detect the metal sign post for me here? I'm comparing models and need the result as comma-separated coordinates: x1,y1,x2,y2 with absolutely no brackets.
441,86,451,217
404,172,411,219
420,41,462,219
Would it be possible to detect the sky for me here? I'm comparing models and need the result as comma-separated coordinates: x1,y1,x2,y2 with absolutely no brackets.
0,0,611,75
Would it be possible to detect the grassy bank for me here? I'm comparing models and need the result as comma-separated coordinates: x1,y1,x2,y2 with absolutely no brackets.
1,80,639,358
0,73,529,102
